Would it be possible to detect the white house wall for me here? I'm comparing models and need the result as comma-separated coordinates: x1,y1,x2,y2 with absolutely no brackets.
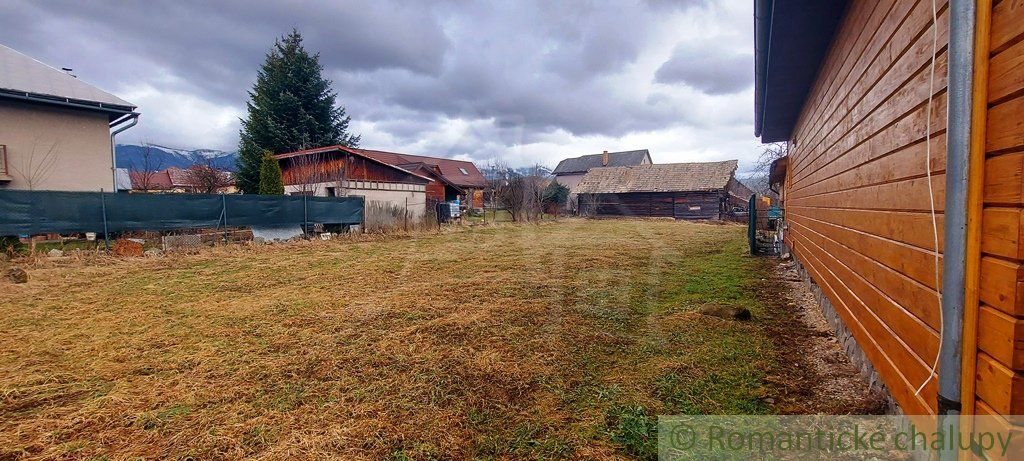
285,180,427,219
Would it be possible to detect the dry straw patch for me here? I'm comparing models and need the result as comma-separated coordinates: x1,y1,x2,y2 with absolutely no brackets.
1,219,777,460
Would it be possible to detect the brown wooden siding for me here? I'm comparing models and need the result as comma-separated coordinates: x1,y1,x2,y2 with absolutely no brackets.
579,191,723,220
280,152,427,186
783,0,951,415
784,0,1024,420
973,0,1024,426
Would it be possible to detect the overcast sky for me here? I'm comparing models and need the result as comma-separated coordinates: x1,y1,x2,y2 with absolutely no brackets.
2,0,762,172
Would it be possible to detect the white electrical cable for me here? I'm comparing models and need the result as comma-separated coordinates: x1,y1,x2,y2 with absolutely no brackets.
915,0,942,396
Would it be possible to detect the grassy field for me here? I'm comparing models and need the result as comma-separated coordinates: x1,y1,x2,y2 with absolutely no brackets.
1,219,779,460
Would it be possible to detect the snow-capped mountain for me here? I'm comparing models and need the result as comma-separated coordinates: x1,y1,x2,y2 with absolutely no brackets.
115,143,239,171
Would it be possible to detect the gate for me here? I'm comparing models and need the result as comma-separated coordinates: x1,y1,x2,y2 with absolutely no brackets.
748,194,784,256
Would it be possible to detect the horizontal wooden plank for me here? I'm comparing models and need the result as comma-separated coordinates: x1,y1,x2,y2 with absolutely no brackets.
976,352,1024,416
981,256,1024,317
982,207,1024,259
992,0,1024,54
788,218,942,331
987,96,1024,154
979,304,1024,371
792,0,892,140
788,220,940,349
791,134,947,200
786,206,944,252
974,400,1024,459
792,4,950,183
793,1,945,177
789,174,946,212
793,89,948,192
793,0,916,163
789,237,934,415
985,152,1024,205
989,36,1024,104
789,214,944,292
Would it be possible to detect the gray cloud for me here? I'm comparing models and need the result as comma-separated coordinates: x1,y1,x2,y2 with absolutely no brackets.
0,0,760,169
655,43,752,94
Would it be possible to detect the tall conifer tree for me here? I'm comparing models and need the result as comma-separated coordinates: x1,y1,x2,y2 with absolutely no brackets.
236,29,359,193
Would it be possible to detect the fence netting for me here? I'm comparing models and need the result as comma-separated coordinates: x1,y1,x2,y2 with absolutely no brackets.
0,189,364,235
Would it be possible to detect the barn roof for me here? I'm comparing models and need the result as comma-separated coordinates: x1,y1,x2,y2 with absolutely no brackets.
274,145,434,184
552,149,651,175
355,148,488,188
754,0,848,142
574,160,739,194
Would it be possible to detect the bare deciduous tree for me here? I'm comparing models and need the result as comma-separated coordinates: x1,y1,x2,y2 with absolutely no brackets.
282,151,348,196
129,143,164,191
492,163,547,222
12,136,61,190
184,159,233,194
749,142,788,195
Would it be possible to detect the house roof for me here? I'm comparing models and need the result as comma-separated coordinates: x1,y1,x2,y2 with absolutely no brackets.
396,162,465,191
574,160,739,194
129,166,234,190
273,145,434,184
0,44,136,118
754,0,848,142
355,148,488,188
552,149,651,175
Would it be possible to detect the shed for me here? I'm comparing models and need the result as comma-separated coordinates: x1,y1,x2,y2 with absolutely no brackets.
575,160,742,220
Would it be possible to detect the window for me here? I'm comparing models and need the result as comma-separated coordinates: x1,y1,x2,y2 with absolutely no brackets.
459,168,469,175
325,186,337,197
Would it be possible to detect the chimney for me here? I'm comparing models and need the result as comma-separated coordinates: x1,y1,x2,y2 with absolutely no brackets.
601,150,609,166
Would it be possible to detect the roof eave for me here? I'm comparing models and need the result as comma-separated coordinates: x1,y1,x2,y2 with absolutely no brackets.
754,0,849,143
0,89,136,120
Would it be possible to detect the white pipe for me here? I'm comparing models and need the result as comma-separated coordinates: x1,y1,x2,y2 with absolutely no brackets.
109,113,139,191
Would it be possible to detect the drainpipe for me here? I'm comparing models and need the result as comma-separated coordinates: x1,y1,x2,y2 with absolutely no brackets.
938,0,975,458
109,113,139,191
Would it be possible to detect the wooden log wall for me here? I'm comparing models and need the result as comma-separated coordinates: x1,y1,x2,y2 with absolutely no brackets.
974,0,1024,435
783,0,951,415
580,191,722,220
281,152,427,186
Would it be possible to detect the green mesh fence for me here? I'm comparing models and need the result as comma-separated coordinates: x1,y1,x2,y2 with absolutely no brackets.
0,189,363,236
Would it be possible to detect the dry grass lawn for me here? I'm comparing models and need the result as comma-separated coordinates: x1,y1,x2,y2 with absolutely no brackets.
1,219,781,460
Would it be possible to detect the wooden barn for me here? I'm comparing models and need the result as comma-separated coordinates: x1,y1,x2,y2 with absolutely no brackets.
757,0,1024,428
355,148,489,209
575,160,746,220
274,145,432,218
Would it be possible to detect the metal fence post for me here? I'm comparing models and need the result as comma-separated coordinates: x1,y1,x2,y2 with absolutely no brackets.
303,193,308,237
221,193,228,244
100,188,110,251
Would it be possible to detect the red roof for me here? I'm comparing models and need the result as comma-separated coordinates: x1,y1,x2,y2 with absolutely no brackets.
129,166,233,190
354,148,488,188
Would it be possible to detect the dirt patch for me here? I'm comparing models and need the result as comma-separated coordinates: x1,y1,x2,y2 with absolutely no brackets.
760,258,887,414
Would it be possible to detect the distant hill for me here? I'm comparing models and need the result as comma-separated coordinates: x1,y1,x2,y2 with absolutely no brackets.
115,144,239,171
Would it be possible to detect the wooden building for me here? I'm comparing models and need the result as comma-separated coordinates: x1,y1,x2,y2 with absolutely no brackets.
575,160,745,220
756,0,1024,427
355,148,488,209
274,146,432,219
552,149,652,192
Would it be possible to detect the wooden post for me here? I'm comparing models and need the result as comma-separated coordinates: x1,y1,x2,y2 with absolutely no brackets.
404,197,408,232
